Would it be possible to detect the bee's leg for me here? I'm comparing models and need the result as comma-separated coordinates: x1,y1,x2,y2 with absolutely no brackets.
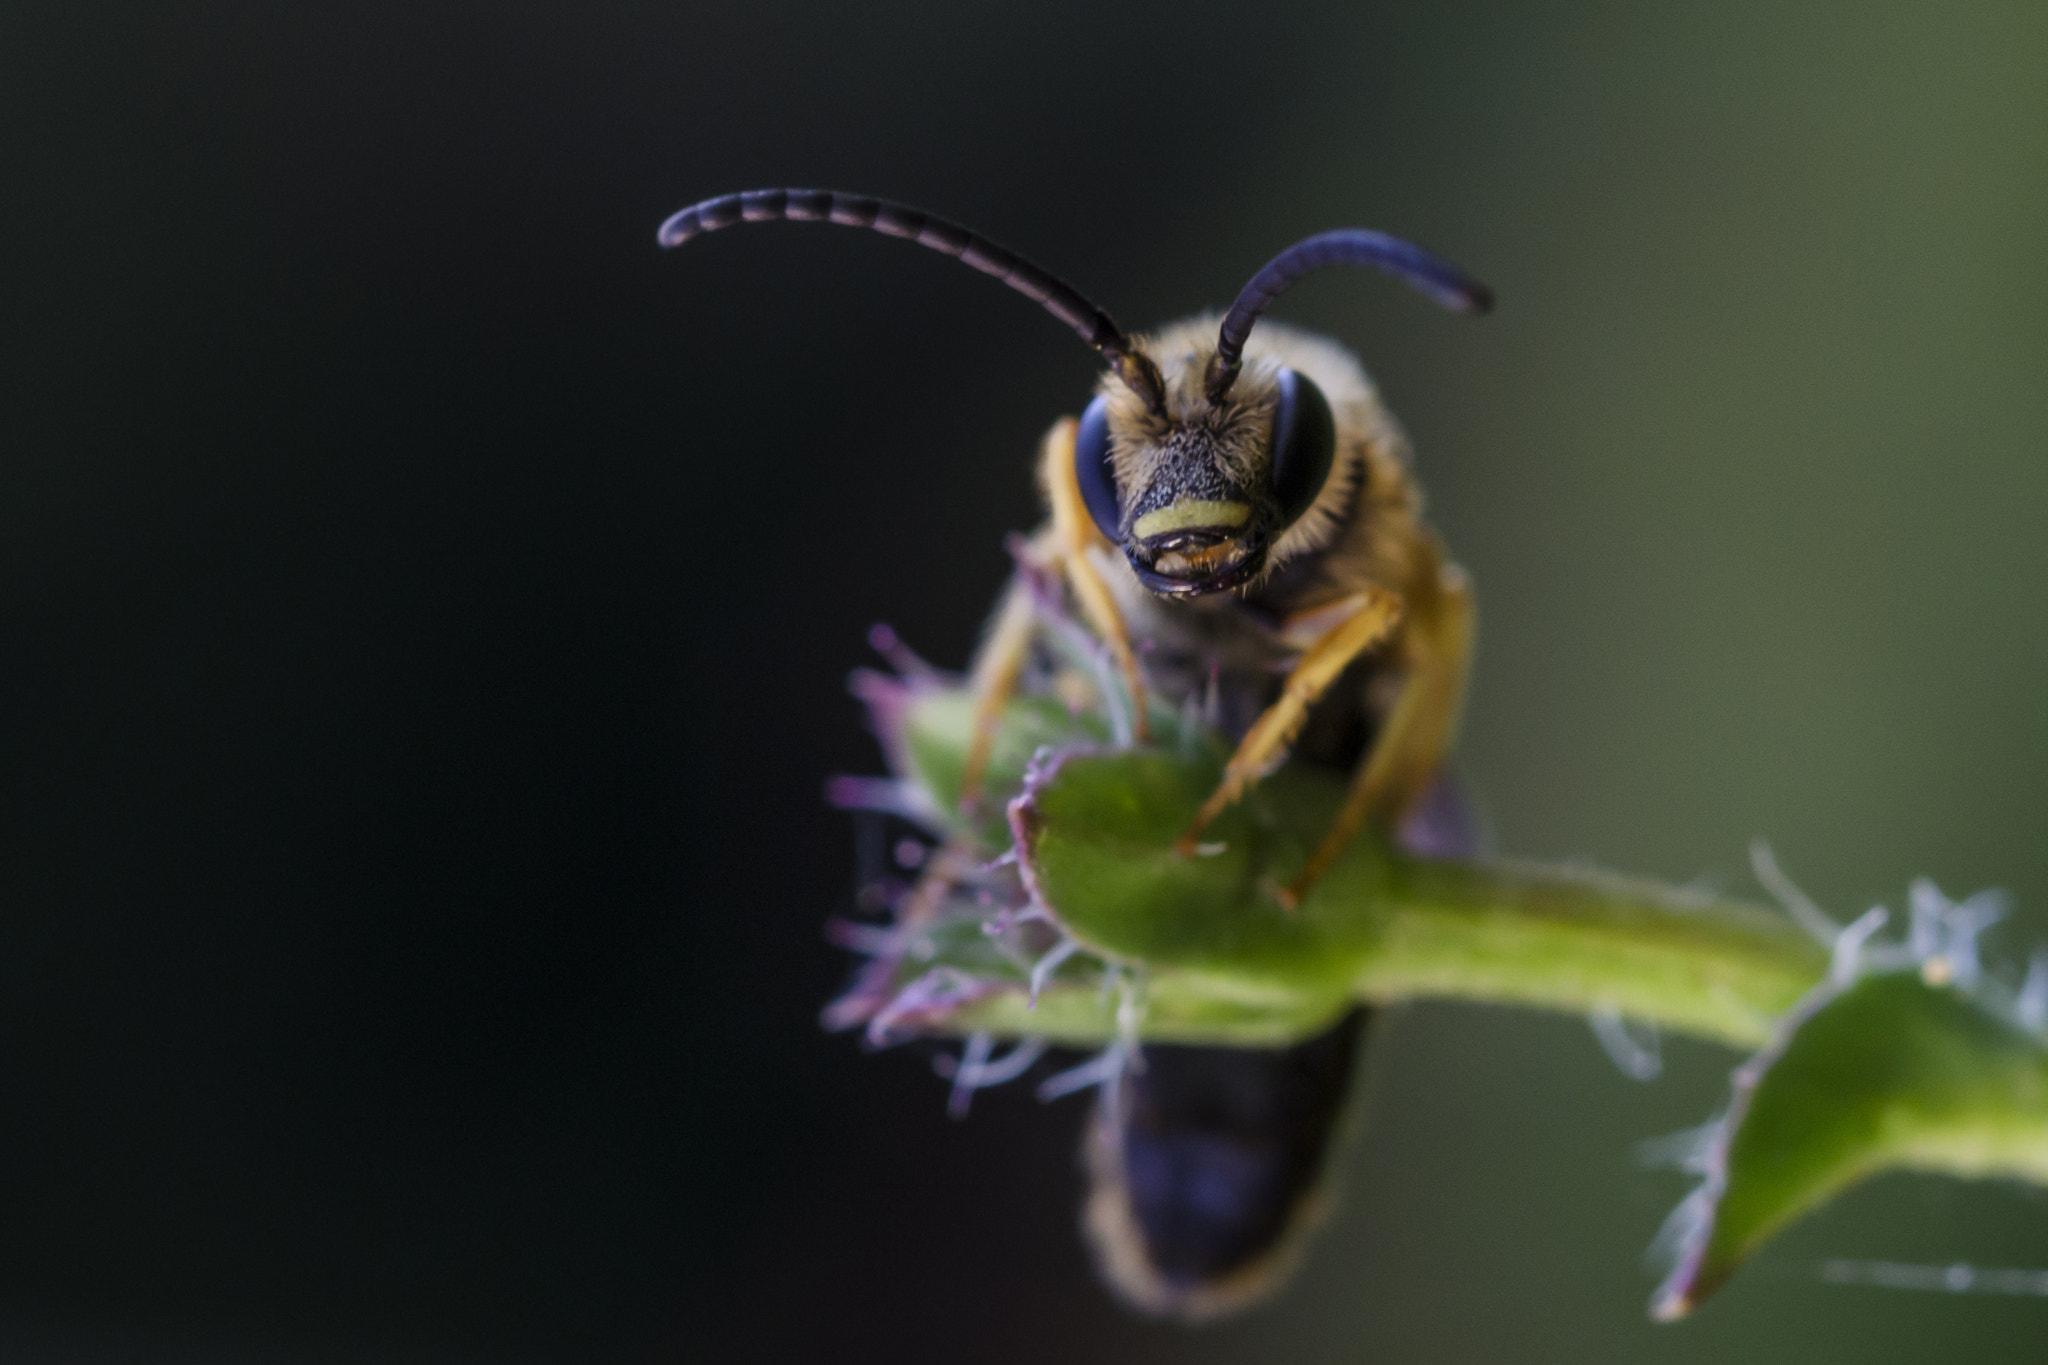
1039,416,1150,741
960,572,1038,810
1280,562,1474,909
965,413,1153,808
1173,589,1403,856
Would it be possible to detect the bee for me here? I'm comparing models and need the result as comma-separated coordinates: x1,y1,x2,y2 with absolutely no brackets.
659,189,1490,1319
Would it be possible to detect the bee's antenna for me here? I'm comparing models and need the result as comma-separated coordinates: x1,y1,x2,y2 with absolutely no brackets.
659,189,1167,414
1206,229,1493,401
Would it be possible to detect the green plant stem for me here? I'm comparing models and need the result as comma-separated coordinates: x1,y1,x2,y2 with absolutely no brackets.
887,690,1826,1048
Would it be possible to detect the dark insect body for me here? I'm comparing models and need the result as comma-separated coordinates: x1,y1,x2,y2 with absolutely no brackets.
659,189,1489,1318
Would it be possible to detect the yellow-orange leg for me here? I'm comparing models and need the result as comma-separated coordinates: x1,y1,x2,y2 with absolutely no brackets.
1039,417,1149,742
962,418,1151,811
959,573,1038,810
1278,562,1474,909
1172,588,1403,856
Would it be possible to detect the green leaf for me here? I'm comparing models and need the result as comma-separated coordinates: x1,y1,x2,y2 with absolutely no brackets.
1651,967,2048,1318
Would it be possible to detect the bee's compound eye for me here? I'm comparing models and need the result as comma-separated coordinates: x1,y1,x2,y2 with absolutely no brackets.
1270,368,1336,527
1074,394,1122,541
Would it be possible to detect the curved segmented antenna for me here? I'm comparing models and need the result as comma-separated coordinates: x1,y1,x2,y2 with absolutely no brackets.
1206,229,1493,400
659,189,1166,413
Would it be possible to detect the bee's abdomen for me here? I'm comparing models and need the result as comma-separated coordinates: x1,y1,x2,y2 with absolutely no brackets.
1082,1008,1368,1320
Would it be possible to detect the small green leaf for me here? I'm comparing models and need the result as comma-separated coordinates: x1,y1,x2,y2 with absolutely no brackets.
1651,969,2048,1318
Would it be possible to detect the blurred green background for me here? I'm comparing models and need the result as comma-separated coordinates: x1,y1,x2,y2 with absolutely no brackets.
3,1,2045,1360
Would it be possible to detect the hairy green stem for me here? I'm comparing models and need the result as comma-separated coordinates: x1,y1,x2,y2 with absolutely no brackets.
872,685,1826,1049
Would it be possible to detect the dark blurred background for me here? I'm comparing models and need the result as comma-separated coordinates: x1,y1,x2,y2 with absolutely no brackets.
4,2,2046,1360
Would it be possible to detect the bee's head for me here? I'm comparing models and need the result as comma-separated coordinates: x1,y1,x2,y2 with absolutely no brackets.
657,193,1490,597
1072,343,1335,598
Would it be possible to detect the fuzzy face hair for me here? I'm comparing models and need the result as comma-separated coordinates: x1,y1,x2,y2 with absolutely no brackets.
1096,316,1418,603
